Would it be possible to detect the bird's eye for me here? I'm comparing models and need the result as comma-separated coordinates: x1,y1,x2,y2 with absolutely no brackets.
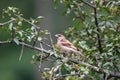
58,34,61,37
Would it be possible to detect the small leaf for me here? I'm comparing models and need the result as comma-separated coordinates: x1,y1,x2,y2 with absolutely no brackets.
18,21,22,26
40,30,48,35
54,0,58,9
9,23,13,30
38,37,42,41
38,16,44,19
14,38,19,45
18,31,23,37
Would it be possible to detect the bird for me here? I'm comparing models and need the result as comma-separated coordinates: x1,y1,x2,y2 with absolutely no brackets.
55,34,83,57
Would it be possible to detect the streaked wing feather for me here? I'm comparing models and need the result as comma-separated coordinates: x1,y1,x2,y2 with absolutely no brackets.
61,39,78,51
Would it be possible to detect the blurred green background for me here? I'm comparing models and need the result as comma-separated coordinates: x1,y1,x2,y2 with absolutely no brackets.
0,0,72,80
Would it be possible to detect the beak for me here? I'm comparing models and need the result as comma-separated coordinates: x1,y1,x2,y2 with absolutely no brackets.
55,34,58,37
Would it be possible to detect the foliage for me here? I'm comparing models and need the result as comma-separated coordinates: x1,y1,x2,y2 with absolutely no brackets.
0,0,120,80
53,0,120,80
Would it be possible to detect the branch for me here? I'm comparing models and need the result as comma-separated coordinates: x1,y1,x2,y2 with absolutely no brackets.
81,0,95,8
49,58,69,80
0,40,120,78
49,62,64,80
0,40,50,54
93,7,103,54
49,32,56,54
68,58,120,79
15,14,38,29
80,0,103,54
11,26,15,41
108,72,120,78
55,73,81,79
0,19,15,27
32,27,41,46
68,58,100,71
41,41,53,49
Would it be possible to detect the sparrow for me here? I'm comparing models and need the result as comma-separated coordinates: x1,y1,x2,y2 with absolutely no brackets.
55,34,83,57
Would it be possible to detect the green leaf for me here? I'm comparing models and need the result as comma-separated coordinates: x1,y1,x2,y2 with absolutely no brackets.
40,30,48,35
18,21,22,26
38,37,42,41
9,23,13,30
18,31,23,37
53,0,58,9
14,38,19,45
37,16,44,19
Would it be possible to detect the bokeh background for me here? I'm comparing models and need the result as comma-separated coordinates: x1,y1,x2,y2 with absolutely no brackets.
0,0,72,80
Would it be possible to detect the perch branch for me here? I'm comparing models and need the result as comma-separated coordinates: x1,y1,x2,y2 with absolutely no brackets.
68,58,99,71
0,40,120,78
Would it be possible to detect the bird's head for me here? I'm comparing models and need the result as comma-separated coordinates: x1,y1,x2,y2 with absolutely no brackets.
55,34,66,40
55,34,65,38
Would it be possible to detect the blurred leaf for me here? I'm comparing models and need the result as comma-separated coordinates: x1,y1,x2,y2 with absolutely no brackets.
54,0,58,9
18,21,22,26
14,38,19,45
38,37,42,41
9,23,13,30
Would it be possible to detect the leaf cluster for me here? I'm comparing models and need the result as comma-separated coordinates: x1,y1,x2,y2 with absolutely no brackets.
53,0,120,79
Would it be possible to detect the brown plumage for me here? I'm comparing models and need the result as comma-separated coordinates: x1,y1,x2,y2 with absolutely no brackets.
55,34,82,57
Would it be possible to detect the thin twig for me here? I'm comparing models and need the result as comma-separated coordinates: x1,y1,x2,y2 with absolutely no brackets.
68,58,100,71
38,55,43,71
41,41,53,49
55,73,81,79
15,14,40,37
81,0,95,8
49,58,69,80
49,62,64,80
49,32,56,53
80,0,103,53
11,26,15,42
0,40,50,54
38,42,44,72
0,19,15,27
32,27,41,46
19,43,24,61
93,7,102,53
14,14,38,29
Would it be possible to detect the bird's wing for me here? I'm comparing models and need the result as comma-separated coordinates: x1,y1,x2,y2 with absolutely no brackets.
60,39,79,51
